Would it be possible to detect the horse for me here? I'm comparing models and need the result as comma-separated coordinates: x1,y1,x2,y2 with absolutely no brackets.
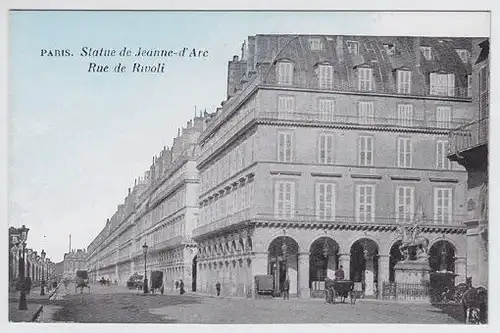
461,277,487,324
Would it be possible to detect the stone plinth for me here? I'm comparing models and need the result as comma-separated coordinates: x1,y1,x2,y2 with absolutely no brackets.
394,260,431,302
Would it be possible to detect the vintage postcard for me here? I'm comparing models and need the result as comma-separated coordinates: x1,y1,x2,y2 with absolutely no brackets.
4,7,492,328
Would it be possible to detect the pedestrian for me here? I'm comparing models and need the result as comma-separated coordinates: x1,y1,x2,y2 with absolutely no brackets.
179,279,185,295
282,277,290,300
216,281,221,296
335,265,345,280
160,283,164,296
26,276,32,294
175,280,179,290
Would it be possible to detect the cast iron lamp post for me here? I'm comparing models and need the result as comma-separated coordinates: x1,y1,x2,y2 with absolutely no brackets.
40,250,46,296
142,242,149,294
12,225,29,310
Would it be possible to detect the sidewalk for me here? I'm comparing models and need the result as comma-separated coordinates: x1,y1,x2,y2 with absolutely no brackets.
8,286,57,322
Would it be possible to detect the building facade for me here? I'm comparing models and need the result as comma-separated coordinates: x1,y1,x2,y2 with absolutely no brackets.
448,39,489,288
62,249,87,279
192,35,476,299
85,115,209,290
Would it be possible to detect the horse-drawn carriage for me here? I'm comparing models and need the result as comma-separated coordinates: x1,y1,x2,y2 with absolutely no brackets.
75,270,91,294
325,279,357,304
440,277,487,324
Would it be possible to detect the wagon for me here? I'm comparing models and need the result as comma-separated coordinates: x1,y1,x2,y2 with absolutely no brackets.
325,279,356,304
75,270,91,294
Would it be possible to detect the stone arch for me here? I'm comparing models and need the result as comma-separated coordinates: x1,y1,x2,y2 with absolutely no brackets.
261,229,308,254
346,234,381,254
308,237,341,290
231,240,237,252
267,235,300,295
429,237,462,257
246,236,253,251
306,233,346,254
238,237,245,251
429,239,457,273
349,237,380,297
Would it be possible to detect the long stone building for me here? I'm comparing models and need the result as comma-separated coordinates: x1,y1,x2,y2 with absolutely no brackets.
192,35,478,299
85,114,211,290
448,38,489,289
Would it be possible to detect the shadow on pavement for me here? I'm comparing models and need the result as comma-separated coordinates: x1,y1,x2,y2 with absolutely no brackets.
429,304,465,324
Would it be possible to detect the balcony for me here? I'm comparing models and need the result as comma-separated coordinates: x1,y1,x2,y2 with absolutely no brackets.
448,118,489,155
259,112,471,131
192,208,253,238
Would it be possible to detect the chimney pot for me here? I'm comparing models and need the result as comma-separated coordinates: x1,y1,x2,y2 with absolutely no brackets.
233,55,239,61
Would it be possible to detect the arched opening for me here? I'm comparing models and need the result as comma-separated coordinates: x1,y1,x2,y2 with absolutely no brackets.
350,238,379,297
389,241,404,283
191,255,197,292
429,240,457,300
267,235,299,296
309,237,340,291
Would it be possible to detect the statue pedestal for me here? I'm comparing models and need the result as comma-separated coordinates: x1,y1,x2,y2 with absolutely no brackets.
394,260,431,302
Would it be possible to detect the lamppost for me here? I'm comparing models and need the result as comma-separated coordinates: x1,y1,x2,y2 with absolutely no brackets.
40,250,46,296
142,242,149,294
11,225,29,310
281,230,287,283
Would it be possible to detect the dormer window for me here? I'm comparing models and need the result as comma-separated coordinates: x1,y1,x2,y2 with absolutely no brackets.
346,40,359,56
384,43,396,56
358,67,373,91
455,49,470,63
430,72,455,97
317,64,334,89
420,46,432,60
397,69,412,94
309,38,324,51
276,60,293,86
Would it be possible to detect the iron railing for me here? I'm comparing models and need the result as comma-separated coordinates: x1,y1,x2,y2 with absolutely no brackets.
382,282,430,301
448,118,489,155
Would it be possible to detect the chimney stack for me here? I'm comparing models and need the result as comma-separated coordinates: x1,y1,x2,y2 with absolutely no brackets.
69,234,72,253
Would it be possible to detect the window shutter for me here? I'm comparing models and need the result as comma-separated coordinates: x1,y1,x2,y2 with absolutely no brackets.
447,74,455,96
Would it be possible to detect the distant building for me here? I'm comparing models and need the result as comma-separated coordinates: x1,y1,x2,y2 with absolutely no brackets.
85,114,211,290
63,249,87,279
448,38,489,288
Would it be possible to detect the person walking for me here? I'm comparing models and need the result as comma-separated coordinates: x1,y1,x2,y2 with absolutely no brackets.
175,280,179,290
179,280,185,295
282,278,290,300
160,283,164,296
216,281,221,297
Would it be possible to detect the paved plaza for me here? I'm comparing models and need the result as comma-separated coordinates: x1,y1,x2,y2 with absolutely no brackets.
16,282,463,324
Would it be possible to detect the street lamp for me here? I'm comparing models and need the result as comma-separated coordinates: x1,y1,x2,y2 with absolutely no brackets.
11,225,29,310
281,230,287,282
142,242,149,294
40,250,46,296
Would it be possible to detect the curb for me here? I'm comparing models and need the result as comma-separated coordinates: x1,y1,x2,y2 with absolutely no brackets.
31,305,44,322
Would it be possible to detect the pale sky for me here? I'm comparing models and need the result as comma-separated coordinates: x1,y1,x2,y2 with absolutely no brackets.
8,11,489,263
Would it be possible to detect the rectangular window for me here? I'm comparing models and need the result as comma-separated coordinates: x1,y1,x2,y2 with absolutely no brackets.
358,68,373,91
318,99,335,121
436,140,451,170
277,62,293,86
278,132,293,162
318,65,334,89
396,186,414,223
397,104,413,127
356,185,375,222
346,41,359,55
248,182,254,207
479,66,489,119
434,188,452,224
397,70,412,94
421,46,432,60
309,38,323,51
316,183,336,220
430,73,455,97
278,95,295,113
359,136,374,166
397,138,412,168
455,49,470,63
274,181,295,218
436,106,452,129
358,101,375,124
318,134,334,164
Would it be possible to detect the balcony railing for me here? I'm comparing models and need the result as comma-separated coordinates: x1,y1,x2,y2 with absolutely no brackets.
448,118,489,155
192,208,253,238
259,112,471,130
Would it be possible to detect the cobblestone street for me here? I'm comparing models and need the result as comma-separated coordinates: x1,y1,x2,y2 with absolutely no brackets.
44,283,462,324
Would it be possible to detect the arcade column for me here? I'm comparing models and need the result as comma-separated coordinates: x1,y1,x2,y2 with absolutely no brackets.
377,255,390,299
454,256,467,284
364,255,375,297
298,252,310,299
